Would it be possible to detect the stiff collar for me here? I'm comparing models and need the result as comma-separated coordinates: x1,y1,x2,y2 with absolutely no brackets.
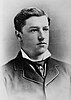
14,52,59,86
21,49,51,62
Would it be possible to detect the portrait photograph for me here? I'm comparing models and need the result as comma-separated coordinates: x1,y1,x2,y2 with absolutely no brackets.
0,0,71,100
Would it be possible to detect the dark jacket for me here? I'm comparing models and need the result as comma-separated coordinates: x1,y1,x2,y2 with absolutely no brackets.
3,51,71,100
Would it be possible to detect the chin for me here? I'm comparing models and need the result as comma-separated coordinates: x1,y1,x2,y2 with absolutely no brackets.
37,48,47,55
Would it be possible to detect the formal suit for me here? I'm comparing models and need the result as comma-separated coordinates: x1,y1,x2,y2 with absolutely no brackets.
3,51,71,100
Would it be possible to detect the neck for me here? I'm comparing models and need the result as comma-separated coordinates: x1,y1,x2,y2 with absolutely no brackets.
21,48,51,62
25,51,45,61
30,53,45,61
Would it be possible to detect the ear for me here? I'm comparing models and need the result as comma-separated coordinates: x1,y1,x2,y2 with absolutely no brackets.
15,30,22,41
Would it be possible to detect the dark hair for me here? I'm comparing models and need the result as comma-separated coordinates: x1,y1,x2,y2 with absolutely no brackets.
14,7,50,32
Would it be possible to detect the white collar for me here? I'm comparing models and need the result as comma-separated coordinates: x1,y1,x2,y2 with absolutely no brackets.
21,49,51,62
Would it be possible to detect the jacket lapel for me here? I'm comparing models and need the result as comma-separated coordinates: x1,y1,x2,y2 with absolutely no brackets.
45,58,59,86
14,51,44,84
14,51,59,85
23,64,44,84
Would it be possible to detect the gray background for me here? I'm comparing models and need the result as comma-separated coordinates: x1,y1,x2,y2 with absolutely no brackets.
0,0,71,66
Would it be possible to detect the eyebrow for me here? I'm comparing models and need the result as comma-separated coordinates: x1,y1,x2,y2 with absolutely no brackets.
28,26,39,29
28,26,49,29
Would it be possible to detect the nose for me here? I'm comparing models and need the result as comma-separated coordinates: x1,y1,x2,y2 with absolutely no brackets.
38,29,45,41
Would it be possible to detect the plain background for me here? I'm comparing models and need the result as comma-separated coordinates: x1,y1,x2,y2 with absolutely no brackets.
0,0,71,66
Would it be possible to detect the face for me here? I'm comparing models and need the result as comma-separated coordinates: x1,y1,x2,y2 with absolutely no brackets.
21,16,49,58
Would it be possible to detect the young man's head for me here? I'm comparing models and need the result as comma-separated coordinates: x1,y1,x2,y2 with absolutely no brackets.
14,7,50,59
14,7,50,32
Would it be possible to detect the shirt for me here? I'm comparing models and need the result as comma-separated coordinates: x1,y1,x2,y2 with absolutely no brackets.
21,49,51,62
21,49,51,77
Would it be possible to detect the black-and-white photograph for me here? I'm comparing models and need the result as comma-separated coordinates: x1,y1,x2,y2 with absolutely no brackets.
0,0,71,100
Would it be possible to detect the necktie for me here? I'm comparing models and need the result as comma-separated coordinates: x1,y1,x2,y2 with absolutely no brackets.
23,58,46,77
38,65,44,77
36,61,46,77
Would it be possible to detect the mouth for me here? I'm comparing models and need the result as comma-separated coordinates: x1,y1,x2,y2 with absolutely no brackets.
37,42,47,45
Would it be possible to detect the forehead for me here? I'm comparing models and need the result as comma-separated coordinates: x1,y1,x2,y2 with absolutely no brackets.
25,16,48,27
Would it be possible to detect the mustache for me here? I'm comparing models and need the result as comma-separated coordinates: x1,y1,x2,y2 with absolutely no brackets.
37,42,47,45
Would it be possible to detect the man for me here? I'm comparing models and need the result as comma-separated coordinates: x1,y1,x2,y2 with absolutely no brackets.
3,7,71,100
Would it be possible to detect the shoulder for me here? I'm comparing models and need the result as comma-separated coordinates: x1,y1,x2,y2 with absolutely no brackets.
2,57,18,84
2,58,16,82
2,58,16,75
2,51,22,74
2,51,26,81
49,57,71,76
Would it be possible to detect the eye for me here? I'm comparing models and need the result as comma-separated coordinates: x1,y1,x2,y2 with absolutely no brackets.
43,27,49,31
29,29,38,32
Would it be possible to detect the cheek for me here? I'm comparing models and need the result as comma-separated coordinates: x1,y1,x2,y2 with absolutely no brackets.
45,33,49,40
22,35,35,46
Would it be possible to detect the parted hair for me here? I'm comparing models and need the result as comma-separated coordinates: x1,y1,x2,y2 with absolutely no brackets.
14,7,50,32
